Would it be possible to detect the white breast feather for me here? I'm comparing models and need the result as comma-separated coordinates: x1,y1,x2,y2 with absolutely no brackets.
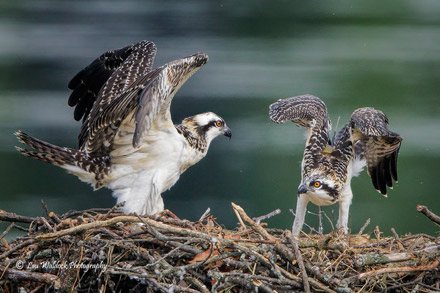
104,114,205,215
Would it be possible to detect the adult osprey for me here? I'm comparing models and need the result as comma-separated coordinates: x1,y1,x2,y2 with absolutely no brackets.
269,95,402,235
16,40,231,215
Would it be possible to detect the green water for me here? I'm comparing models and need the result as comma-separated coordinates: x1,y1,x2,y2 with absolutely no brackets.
1,0,439,238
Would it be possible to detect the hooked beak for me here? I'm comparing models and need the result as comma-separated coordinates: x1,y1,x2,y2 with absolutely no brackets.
223,127,232,140
297,184,307,195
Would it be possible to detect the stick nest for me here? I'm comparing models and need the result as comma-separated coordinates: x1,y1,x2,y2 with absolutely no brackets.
0,203,439,292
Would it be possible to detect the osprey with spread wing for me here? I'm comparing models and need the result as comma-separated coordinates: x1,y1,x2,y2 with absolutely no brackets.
269,95,402,235
16,40,231,215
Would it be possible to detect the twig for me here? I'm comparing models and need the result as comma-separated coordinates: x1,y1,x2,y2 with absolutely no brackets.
198,207,211,222
0,210,39,223
0,223,21,240
287,231,310,293
39,216,55,232
231,202,276,241
381,280,420,292
36,216,143,240
232,205,247,230
356,259,439,280
101,202,125,220
184,276,210,293
48,211,62,224
320,210,335,232
401,233,436,241
0,265,60,288
253,208,281,224
391,228,404,250
61,208,119,219
0,239,36,260
41,200,51,219
417,205,440,225
358,218,371,235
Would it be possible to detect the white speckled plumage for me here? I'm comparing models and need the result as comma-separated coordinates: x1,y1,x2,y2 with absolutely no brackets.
16,41,231,215
269,94,402,235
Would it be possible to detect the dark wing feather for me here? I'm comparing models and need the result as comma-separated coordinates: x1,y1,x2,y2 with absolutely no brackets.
68,40,156,123
75,41,157,153
269,95,332,178
82,52,208,155
350,107,402,196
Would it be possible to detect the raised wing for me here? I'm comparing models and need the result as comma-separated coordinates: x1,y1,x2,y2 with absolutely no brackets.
81,52,208,156
133,53,208,147
68,40,157,123
269,95,332,177
349,107,402,195
269,94,329,128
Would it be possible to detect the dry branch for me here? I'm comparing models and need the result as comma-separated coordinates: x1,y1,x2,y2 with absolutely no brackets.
0,204,439,292
356,259,439,280
0,210,38,223
0,265,60,288
417,205,440,225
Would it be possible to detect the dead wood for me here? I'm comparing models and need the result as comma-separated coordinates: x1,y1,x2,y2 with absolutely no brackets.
417,205,440,225
0,203,438,292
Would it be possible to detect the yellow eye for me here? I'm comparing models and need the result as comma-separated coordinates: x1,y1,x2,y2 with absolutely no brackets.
216,121,223,127
314,181,321,188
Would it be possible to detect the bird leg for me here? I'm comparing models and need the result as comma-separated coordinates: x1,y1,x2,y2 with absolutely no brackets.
292,194,310,236
336,191,353,234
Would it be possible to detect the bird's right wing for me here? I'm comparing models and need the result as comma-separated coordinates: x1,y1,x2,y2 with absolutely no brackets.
269,95,332,177
349,107,402,196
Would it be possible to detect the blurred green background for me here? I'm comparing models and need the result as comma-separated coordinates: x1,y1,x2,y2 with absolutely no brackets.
1,0,439,237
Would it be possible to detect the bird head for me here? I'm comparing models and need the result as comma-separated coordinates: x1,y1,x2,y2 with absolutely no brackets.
297,172,341,203
182,112,231,144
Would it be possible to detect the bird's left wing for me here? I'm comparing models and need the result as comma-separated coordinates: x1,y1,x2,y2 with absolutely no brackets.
133,52,208,148
83,52,209,154
349,107,402,196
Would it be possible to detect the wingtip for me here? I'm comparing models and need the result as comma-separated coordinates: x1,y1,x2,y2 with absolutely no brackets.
14,131,27,144
15,146,29,156
376,189,387,197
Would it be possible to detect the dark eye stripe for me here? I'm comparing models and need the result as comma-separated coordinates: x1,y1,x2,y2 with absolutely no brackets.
198,120,221,135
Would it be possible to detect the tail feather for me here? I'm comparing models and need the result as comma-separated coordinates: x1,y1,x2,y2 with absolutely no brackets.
15,131,110,188
15,131,78,167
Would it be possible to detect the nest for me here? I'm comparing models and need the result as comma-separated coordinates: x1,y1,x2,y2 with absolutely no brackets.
1,202,439,292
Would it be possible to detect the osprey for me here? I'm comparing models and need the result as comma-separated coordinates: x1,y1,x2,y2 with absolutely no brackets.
15,40,231,215
269,95,402,235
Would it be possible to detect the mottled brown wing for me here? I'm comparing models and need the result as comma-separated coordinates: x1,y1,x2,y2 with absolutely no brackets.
81,75,154,156
68,40,157,124
133,53,209,148
350,107,402,195
269,94,329,128
269,95,332,178
82,52,209,155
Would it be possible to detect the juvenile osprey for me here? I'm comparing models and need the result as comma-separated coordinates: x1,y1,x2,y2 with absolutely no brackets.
269,95,402,235
16,40,231,215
